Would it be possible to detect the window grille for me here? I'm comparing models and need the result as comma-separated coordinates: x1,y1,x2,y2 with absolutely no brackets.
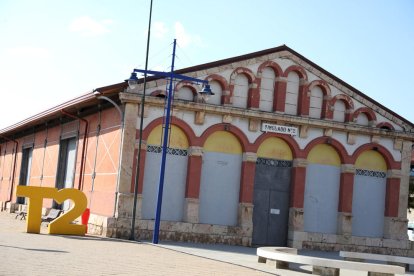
355,169,386,178
147,145,188,156
256,157,292,167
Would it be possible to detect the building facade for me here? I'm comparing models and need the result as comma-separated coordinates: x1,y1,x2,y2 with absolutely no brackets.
1,45,413,254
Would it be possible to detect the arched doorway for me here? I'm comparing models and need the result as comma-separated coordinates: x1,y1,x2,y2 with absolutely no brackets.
352,150,387,237
252,137,293,246
199,131,242,226
141,125,189,221
304,144,341,234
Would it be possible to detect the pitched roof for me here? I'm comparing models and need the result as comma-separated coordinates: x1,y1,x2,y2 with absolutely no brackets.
1,44,413,140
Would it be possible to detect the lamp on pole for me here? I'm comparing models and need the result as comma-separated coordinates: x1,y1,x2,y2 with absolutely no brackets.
128,0,153,241
93,90,124,218
126,39,213,244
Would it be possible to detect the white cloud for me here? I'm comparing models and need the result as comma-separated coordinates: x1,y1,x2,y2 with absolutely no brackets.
68,16,112,37
153,21,168,39
174,22,203,48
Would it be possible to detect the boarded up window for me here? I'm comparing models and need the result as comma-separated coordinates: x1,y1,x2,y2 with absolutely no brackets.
208,81,222,105
309,86,323,119
356,113,369,126
259,68,275,112
333,100,346,122
285,72,299,115
177,87,194,101
233,74,249,108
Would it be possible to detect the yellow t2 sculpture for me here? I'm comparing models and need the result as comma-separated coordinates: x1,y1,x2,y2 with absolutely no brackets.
16,186,87,236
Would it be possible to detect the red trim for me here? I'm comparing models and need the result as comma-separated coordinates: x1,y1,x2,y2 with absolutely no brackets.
385,178,400,217
338,172,354,212
141,117,199,146
150,89,166,97
205,74,230,105
229,67,259,108
257,61,283,77
185,155,202,198
290,166,306,208
239,161,256,203
174,81,198,96
352,107,377,123
282,65,308,80
199,123,253,152
303,136,352,164
305,80,331,119
328,94,354,121
253,132,303,159
376,122,395,130
351,143,399,170
274,81,287,112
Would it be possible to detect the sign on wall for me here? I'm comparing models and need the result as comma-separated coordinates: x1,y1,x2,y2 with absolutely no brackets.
261,123,298,136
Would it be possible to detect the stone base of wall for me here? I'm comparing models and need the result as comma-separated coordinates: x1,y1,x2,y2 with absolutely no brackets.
0,201,17,213
86,214,252,246
288,230,414,256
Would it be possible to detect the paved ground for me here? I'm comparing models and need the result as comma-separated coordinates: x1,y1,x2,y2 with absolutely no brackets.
0,211,412,276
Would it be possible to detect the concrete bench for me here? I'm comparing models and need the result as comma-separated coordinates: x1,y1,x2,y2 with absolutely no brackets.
257,247,405,276
340,250,414,271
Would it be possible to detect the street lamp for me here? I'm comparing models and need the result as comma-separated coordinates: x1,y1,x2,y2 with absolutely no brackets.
93,90,124,218
126,39,214,244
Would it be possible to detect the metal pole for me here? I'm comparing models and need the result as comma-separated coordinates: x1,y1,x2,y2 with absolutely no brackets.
130,0,153,240
152,39,177,244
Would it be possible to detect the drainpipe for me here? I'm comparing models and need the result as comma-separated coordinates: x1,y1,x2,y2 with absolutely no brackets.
1,135,19,208
60,110,89,190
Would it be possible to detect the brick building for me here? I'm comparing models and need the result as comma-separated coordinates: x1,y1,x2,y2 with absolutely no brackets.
1,45,413,254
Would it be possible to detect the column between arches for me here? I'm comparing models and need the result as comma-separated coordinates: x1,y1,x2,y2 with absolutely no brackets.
184,146,203,223
337,164,355,235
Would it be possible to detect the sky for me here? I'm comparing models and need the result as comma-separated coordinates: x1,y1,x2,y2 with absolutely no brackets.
0,0,413,129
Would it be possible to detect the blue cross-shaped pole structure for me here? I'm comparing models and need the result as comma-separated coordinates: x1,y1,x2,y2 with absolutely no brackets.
127,39,213,244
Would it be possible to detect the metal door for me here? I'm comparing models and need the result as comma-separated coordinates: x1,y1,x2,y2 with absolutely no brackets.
252,158,291,246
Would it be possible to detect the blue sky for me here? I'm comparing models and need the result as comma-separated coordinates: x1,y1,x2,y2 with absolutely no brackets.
1,0,413,128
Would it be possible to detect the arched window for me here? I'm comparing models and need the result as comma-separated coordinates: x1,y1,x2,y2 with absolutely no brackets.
208,80,222,105
259,68,275,112
177,86,194,101
285,72,299,115
333,100,346,122
233,74,249,108
356,113,369,126
309,86,323,119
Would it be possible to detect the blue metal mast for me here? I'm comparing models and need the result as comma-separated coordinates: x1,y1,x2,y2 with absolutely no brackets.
152,39,177,244
126,39,213,244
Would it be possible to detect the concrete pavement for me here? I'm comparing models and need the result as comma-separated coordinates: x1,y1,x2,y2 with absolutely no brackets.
0,211,276,276
1,211,413,275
